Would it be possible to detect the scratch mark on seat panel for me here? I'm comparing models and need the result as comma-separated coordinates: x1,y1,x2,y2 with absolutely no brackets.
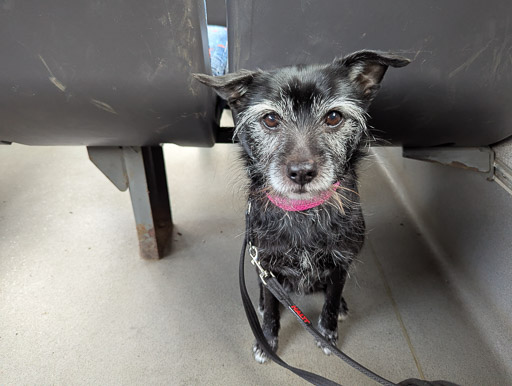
38,55,67,92
90,99,118,115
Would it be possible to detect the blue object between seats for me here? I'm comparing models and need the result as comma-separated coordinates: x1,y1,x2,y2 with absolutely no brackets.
207,25,228,76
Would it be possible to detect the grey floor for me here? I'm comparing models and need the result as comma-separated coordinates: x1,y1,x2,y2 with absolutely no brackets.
1,143,510,385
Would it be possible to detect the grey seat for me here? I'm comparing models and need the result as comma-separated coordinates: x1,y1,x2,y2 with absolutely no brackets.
0,1,218,258
227,0,512,148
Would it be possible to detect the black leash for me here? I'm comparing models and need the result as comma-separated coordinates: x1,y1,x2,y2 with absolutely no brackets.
239,208,340,386
239,202,460,386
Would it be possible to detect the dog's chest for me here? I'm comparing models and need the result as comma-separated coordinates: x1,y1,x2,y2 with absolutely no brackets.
250,200,364,285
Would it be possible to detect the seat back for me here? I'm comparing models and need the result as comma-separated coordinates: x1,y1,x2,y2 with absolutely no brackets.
0,0,216,146
227,0,512,146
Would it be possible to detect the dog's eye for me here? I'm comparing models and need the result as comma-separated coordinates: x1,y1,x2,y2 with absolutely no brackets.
261,113,280,129
325,111,344,127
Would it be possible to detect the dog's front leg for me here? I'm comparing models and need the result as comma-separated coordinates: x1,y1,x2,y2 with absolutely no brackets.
317,267,347,355
253,283,280,363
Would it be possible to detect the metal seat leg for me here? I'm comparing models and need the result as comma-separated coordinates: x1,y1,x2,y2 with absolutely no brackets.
88,145,173,259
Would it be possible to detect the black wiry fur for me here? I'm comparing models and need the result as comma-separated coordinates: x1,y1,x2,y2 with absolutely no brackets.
194,50,409,363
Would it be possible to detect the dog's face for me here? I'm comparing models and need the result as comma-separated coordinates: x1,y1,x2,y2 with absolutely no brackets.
195,51,409,200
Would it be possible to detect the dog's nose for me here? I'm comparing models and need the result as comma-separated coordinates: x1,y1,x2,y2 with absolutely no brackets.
287,161,318,186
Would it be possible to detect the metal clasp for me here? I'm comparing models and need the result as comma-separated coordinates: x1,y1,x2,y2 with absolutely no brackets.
248,242,275,285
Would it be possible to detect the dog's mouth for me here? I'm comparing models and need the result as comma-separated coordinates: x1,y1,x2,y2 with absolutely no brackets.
266,182,340,211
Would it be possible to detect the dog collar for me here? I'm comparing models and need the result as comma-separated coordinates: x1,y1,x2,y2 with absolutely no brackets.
266,182,340,211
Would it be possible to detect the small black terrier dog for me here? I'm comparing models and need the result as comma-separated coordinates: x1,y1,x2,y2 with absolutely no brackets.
194,50,410,363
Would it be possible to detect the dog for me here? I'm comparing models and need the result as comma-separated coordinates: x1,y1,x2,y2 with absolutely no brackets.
194,50,410,363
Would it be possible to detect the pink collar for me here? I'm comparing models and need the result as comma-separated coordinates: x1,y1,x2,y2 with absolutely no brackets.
266,182,340,211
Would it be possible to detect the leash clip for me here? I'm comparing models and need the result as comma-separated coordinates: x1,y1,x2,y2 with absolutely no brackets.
248,242,274,285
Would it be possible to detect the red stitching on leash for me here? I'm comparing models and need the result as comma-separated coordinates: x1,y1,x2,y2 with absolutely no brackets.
290,305,311,324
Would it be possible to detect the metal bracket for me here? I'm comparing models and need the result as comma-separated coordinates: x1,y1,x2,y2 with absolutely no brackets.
88,146,128,191
403,147,495,179
403,146,512,196
88,146,173,259
493,160,512,196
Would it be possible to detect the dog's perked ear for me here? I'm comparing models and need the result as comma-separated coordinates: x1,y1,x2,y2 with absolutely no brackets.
192,70,259,108
336,50,410,101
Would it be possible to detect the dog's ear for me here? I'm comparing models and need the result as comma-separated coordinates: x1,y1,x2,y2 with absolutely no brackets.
337,50,410,101
193,70,259,107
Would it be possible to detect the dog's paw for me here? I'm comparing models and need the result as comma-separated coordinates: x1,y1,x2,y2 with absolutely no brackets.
257,305,264,317
338,297,349,321
252,338,278,364
316,323,338,356
253,344,270,364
